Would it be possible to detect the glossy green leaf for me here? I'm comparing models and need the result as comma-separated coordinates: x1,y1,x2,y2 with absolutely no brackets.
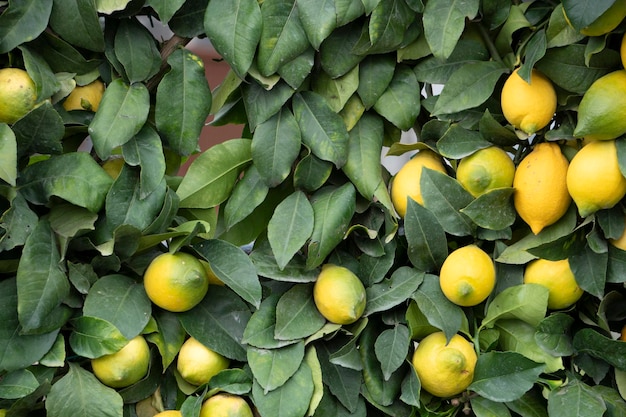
461,188,517,231
547,377,606,417
179,286,251,362
146,0,185,23
365,267,424,316
204,0,262,78
268,191,314,270
546,4,585,48
436,124,492,159
12,101,64,158
168,0,208,38
68,316,128,359
122,125,166,199
319,21,365,78
243,292,293,349
295,0,336,49
0,0,52,54
373,65,421,131
208,368,253,395
561,0,614,31
506,390,549,417
362,0,415,54
0,278,59,372
0,124,17,186
156,48,212,156
274,284,325,340
293,92,350,168
423,0,479,60
49,0,104,51
535,313,575,357
569,243,608,300
374,325,410,381
248,341,305,393
470,351,544,402
411,274,463,341
176,139,252,209
0,369,39,399
413,38,490,84
482,284,549,329
83,274,151,340
250,247,319,284
96,0,132,13
293,153,333,192
277,47,315,89
432,61,507,116
404,198,448,272
114,18,160,83
307,183,357,269
224,166,270,229
573,328,626,371
478,109,520,146
399,365,421,407
252,360,314,417
357,54,396,109
88,79,150,160
242,80,295,131
251,108,301,187
46,363,123,417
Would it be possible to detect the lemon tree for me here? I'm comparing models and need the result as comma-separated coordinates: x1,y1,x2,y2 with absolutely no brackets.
2,1,626,417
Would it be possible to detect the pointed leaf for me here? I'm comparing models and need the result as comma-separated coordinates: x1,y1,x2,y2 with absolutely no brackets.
423,0,479,60
436,124,492,159
293,92,350,168
461,188,517,230
224,165,270,228
547,378,606,417
317,343,362,412
295,0,336,49
156,48,212,156
274,284,325,340
561,0,614,31
252,360,314,417
0,193,38,251
471,396,512,417
88,79,150,159
373,65,421,131
358,54,396,109
570,244,607,299
573,328,626,371
147,0,185,23
243,292,293,349
312,66,359,113
319,21,365,78
12,101,64,158
365,0,415,54
374,325,410,380
365,266,424,316
404,199,448,272
0,0,52,54
68,316,128,359
121,125,166,199
481,284,549,329
0,124,17,186
268,191,314,270
242,80,295,131
248,341,305,393
19,46,61,105
114,18,160,83
204,0,262,78
411,273,463,341
147,309,186,370
535,313,575,357
176,139,252,209
49,0,104,51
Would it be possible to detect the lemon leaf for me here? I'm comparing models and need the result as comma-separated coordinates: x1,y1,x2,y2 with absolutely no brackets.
481,284,549,329
317,342,362,412
68,316,127,359
547,377,606,417
373,65,421,131
357,54,396,109
535,313,575,357
423,0,479,60
49,0,104,52
223,166,269,230
147,0,185,24
365,267,424,316
573,328,626,371
0,124,16,187
296,0,337,50
252,360,314,417
561,0,614,31
470,396,512,417
274,284,325,340
242,80,295,131
411,274,463,341
374,325,410,381
248,342,305,394
570,244,608,299
319,21,364,79
0,0,51,55
461,188,516,231
243,292,293,349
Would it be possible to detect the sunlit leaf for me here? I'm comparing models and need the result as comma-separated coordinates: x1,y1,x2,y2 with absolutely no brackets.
482,284,549,329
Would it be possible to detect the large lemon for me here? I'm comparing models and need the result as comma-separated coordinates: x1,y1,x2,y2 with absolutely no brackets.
177,337,230,386
523,258,583,310
411,332,477,398
0,68,38,124
501,68,556,135
439,245,496,307
574,70,626,141
566,140,626,217
200,394,254,417
143,252,210,312
513,142,571,234
391,149,447,217
63,79,105,111
91,335,150,388
313,264,366,325
456,146,515,197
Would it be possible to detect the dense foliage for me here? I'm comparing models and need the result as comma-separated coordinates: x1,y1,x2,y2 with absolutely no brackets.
1,0,626,416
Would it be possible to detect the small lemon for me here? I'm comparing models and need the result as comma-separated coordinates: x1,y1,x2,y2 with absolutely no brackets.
456,146,515,197
513,142,571,234
154,411,182,417
313,264,366,325
200,394,254,417
177,337,230,386
501,68,556,135
63,79,105,111
143,252,210,312
391,149,447,217
566,139,626,217
0,68,38,124
91,335,150,388
523,258,583,310
411,332,477,397
439,245,496,307
574,70,626,141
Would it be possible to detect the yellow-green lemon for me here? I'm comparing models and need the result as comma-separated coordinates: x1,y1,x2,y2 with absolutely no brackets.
439,245,496,307
513,142,571,234
456,146,515,197
91,335,150,388
0,68,38,124
566,139,626,217
200,394,254,417
523,258,583,310
313,264,366,325
176,337,230,386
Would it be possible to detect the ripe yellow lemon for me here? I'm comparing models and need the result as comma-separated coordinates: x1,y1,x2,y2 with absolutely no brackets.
566,140,626,217
523,258,583,310
501,68,556,135
439,245,496,307
574,70,626,141
177,337,230,386
513,142,571,234
143,252,210,312
63,79,105,111
563,1,626,36
200,394,254,417
391,149,447,217
91,335,150,388
0,68,38,124
154,411,182,417
313,264,366,325
411,332,477,398
456,146,515,197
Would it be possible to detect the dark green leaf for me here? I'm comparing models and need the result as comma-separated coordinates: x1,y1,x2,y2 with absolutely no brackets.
517,29,547,83
274,284,325,340
0,124,16,186
374,325,410,380
471,395,513,417
312,66,359,113
122,125,166,199
30,32,102,75
168,0,208,38
277,47,315,89
243,292,293,349
561,0,614,31
365,266,424,316
224,165,270,229
535,313,575,357
405,199,448,272
0,369,39,399
436,124,492,159
49,0,104,51
295,0,336,49
19,46,61,104
242,80,295,131
423,0,480,60
252,360,314,417
147,0,185,23
411,274,464,341
0,193,38,251
12,101,64,158
461,188,517,231
373,65,421,131
146,309,186,370
114,18,161,83
293,153,333,192
317,342,362,412
362,0,415,54
0,0,52,54
319,21,365,78
478,109,520,146
573,328,626,371
570,244,607,299
357,54,396,109
248,341,305,393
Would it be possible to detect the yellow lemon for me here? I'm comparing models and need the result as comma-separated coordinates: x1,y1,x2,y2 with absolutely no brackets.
313,264,366,325
63,79,105,111
501,68,556,135
564,1,626,36
574,70,626,141
143,252,210,312
0,68,38,124
513,142,571,234
566,140,626,217
177,337,230,386
154,411,182,417
523,258,583,310
200,394,254,417
391,149,447,217
456,146,515,197
411,332,477,398
439,245,496,307
91,335,150,388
